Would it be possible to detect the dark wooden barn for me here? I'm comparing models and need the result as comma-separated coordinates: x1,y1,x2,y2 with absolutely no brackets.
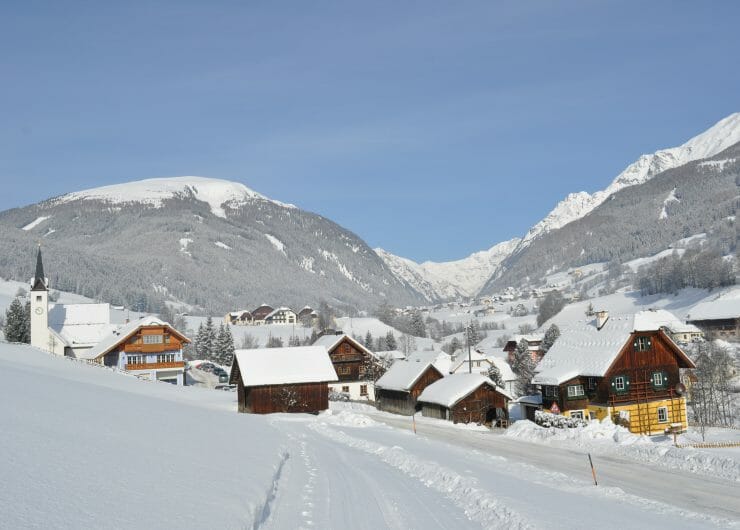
229,346,338,414
375,361,444,415
417,373,512,426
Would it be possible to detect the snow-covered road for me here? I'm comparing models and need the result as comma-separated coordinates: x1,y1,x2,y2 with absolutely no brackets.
365,410,740,522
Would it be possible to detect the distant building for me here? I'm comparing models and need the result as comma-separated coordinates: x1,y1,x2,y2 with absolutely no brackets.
225,310,253,326
297,306,318,325
686,294,739,341
632,308,703,343
503,334,544,364
263,307,297,325
251,304,275,325
229,346,338,414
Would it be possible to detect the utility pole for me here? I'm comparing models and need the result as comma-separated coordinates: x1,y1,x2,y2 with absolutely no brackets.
467,322,472,374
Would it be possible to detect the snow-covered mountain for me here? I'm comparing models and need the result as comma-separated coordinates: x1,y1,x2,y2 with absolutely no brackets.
375,238,520,299
519,112,740,248
1,176,429,312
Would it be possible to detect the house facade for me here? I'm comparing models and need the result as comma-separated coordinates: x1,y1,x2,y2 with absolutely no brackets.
264,307,297,325
533,311,695,435
228,346,337,414
313,333,382,401
375,361,444,415
686,295,739,341
225,310,253,326
251,304,275,325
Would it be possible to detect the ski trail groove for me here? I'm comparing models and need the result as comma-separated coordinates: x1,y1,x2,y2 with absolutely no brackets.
251,450,290,530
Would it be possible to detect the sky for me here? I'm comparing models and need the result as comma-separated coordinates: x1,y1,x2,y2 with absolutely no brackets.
1,1,739,262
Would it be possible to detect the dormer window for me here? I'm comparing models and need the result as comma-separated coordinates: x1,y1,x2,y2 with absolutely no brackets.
633,336,651,352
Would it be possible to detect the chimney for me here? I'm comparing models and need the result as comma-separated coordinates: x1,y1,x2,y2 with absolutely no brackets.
596,310,609,330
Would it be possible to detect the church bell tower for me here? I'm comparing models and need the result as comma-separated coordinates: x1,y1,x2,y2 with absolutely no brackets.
30,246,50,351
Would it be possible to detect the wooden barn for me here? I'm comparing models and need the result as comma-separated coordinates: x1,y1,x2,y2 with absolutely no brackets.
229,346,338,414
375,360,444,415
417,373,512,426
533,310,696,434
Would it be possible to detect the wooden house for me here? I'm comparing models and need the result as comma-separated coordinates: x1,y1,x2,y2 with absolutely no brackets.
503,333,545,364
297,306,319,325
312,333,381,401
228,346,338,414
417,373,512,426
375,361,444,415
251,304,275,325
533,310,696,435
77,317,190,385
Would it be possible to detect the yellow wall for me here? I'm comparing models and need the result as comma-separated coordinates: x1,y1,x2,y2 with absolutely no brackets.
561,398,688,435
610,398,688,435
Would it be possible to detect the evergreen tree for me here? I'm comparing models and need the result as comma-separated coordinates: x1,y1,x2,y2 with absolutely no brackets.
512,339,536,396
537,291,566,327
487,362,504,388
288,334,301,347
364,330,373,349
194,323,206,358
465,321,480,348
202,317,216,359
384,330,397,350
541,324,560,353
408,310,427,338
4,297,29,343
213,324,235,365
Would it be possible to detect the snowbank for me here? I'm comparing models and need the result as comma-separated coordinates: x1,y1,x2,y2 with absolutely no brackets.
506,419,740,482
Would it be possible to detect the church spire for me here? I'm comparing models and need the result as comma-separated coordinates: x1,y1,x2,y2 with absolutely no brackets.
31,245,47,292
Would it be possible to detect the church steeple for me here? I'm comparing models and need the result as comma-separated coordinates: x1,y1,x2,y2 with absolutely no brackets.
31,245,48,292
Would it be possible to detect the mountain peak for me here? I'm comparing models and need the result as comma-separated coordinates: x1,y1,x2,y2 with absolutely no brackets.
519,112,740,247
53,176,294,218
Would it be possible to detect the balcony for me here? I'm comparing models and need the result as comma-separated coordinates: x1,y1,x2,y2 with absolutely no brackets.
126,361,185,371
124,343,180,354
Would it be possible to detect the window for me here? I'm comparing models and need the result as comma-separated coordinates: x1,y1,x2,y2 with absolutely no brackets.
634,336,651,351
36,295,42,302
360,384,368,396
587,377,597,390
611,375,630,394
343,343,351,354
567,385,585,398
657,406,669,423
128,355,144,366
338,365,351,375
341,386,350,393
570,410,584,420
544,386,559,398
157,354,175,363
143,335,163,344
651,371,668,390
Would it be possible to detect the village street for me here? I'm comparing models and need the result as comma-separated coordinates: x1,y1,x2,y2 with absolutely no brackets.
363,410,740,522
260,409,740,529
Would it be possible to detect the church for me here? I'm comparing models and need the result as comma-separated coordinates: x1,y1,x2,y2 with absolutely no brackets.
30,248,190,385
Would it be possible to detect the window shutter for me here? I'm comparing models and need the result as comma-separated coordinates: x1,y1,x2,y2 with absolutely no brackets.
624,374,630,391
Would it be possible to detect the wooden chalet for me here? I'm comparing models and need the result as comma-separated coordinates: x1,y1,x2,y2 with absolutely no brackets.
77,317,190,385
417,373,512,426
533,310,696,435
503,334,544,364
225,310,253,326
228,346,338,414
375,360,444,415
251,304,275,325
312,332,382,401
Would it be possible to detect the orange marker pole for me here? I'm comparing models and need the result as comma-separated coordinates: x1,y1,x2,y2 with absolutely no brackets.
412,413,417,434
588,453,598,486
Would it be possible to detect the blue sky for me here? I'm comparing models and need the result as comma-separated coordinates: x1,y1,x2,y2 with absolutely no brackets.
1,1,739,262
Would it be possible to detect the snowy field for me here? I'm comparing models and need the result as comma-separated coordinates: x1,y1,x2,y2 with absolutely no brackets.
2,344,739,529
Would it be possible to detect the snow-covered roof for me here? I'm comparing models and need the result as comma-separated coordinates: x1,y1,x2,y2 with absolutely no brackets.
507,334,544,345
374,350,406,361
533,313,678,385
375,360,439,392
49,303,114,347
633,309,701,334
312,333,373,356
406,350,452,375
417,373,512,408
233,346,338,387
686,292,740,321
264,307,296,319
76,316,189,360
486,355,517,382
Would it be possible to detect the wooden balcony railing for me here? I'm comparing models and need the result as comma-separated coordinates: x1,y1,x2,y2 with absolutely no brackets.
126,361,185,371
123,343,181,354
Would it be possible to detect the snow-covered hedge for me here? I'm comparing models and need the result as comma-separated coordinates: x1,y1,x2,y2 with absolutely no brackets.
534,410,587,428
